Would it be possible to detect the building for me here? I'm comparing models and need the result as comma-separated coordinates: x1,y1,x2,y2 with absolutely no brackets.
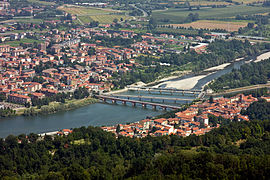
8,93,31,104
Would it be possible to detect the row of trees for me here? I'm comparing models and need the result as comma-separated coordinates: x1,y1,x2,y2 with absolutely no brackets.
209,58,270,91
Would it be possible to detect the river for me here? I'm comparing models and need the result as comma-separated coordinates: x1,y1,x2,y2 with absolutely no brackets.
0,52,269,138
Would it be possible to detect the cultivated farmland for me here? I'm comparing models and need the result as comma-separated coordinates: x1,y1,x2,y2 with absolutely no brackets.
152,5,270,24
90,15,132,24
58,5,131,24
170,20,249,31
58,5,121,15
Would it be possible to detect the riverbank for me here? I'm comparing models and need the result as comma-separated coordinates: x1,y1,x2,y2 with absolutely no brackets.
16,97,98,116
254,51,270,63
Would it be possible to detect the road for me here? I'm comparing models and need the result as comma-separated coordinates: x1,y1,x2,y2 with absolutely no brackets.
110,94,193,101
97,95,182,110
209,83,270,96
130,4,148,17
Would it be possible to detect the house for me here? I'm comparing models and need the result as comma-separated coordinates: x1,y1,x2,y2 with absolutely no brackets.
8,93,31,104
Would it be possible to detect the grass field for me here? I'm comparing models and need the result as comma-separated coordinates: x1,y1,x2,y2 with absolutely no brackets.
90,15,132,24
58,5,121,15
27,0,55,5
59,5,131,24
2,38,44,47
152,5,270,24
170,20,249,31
1,18,43,24
172,0,264,5
154,27,201,36
71,139,91,145
173,1,233,6
232,0,265,4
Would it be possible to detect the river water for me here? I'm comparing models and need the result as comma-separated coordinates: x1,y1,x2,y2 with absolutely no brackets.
0,54,267,138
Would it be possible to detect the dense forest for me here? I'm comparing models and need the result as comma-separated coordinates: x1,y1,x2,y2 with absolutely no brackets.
1,100,270,179
209,58,270,91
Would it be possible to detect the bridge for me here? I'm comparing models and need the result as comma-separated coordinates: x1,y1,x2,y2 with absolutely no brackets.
127,86,202,95
111,94,194,103
96,95,182,110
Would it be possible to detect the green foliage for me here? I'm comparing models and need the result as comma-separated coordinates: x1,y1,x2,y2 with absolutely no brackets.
209,58,270,91
2,102,270,179
74,87,89,99
0,108,15,117
241,99,270,121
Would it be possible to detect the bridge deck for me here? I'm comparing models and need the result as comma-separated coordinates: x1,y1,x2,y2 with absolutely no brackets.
97,95,182,109
111,94,194,101
128,86,202,94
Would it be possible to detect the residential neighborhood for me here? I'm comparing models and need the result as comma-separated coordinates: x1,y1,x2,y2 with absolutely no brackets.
0,21,213,108
101,94,264,138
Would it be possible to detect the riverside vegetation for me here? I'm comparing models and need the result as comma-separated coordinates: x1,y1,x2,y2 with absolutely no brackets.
112,40,270,89
23,97,98,116
19,87,98,116
1,99,270,179
209,58,270,92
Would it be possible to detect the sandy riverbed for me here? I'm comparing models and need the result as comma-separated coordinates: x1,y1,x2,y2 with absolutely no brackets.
204,63,231,71
254,51,270,63
153,75,207,90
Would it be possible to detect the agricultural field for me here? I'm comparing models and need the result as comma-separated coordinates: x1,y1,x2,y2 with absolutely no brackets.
59,5,131,24
58,5,122,16
153,27,201,36
2,38,44,47
27,0,55,5
152,5,270,24
170,20,249,31
173,1,233,6
172,0,265,5
90,15,132,24
1,18,43,24
231,0,265,4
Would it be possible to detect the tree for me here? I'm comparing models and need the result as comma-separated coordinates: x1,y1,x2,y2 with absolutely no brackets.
247,23,254,29
113,18,118,24
209,96,214,103
149,17,157,30
0,94,6,102
116,124,121,134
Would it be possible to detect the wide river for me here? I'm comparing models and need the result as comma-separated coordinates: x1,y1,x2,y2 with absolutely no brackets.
0,53,269,138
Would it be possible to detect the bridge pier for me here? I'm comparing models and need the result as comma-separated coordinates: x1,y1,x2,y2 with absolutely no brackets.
97,95,182,111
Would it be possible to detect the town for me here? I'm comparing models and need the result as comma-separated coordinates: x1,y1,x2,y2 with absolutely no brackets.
101,94,270,138
0,0,269,134
0,13,226,113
